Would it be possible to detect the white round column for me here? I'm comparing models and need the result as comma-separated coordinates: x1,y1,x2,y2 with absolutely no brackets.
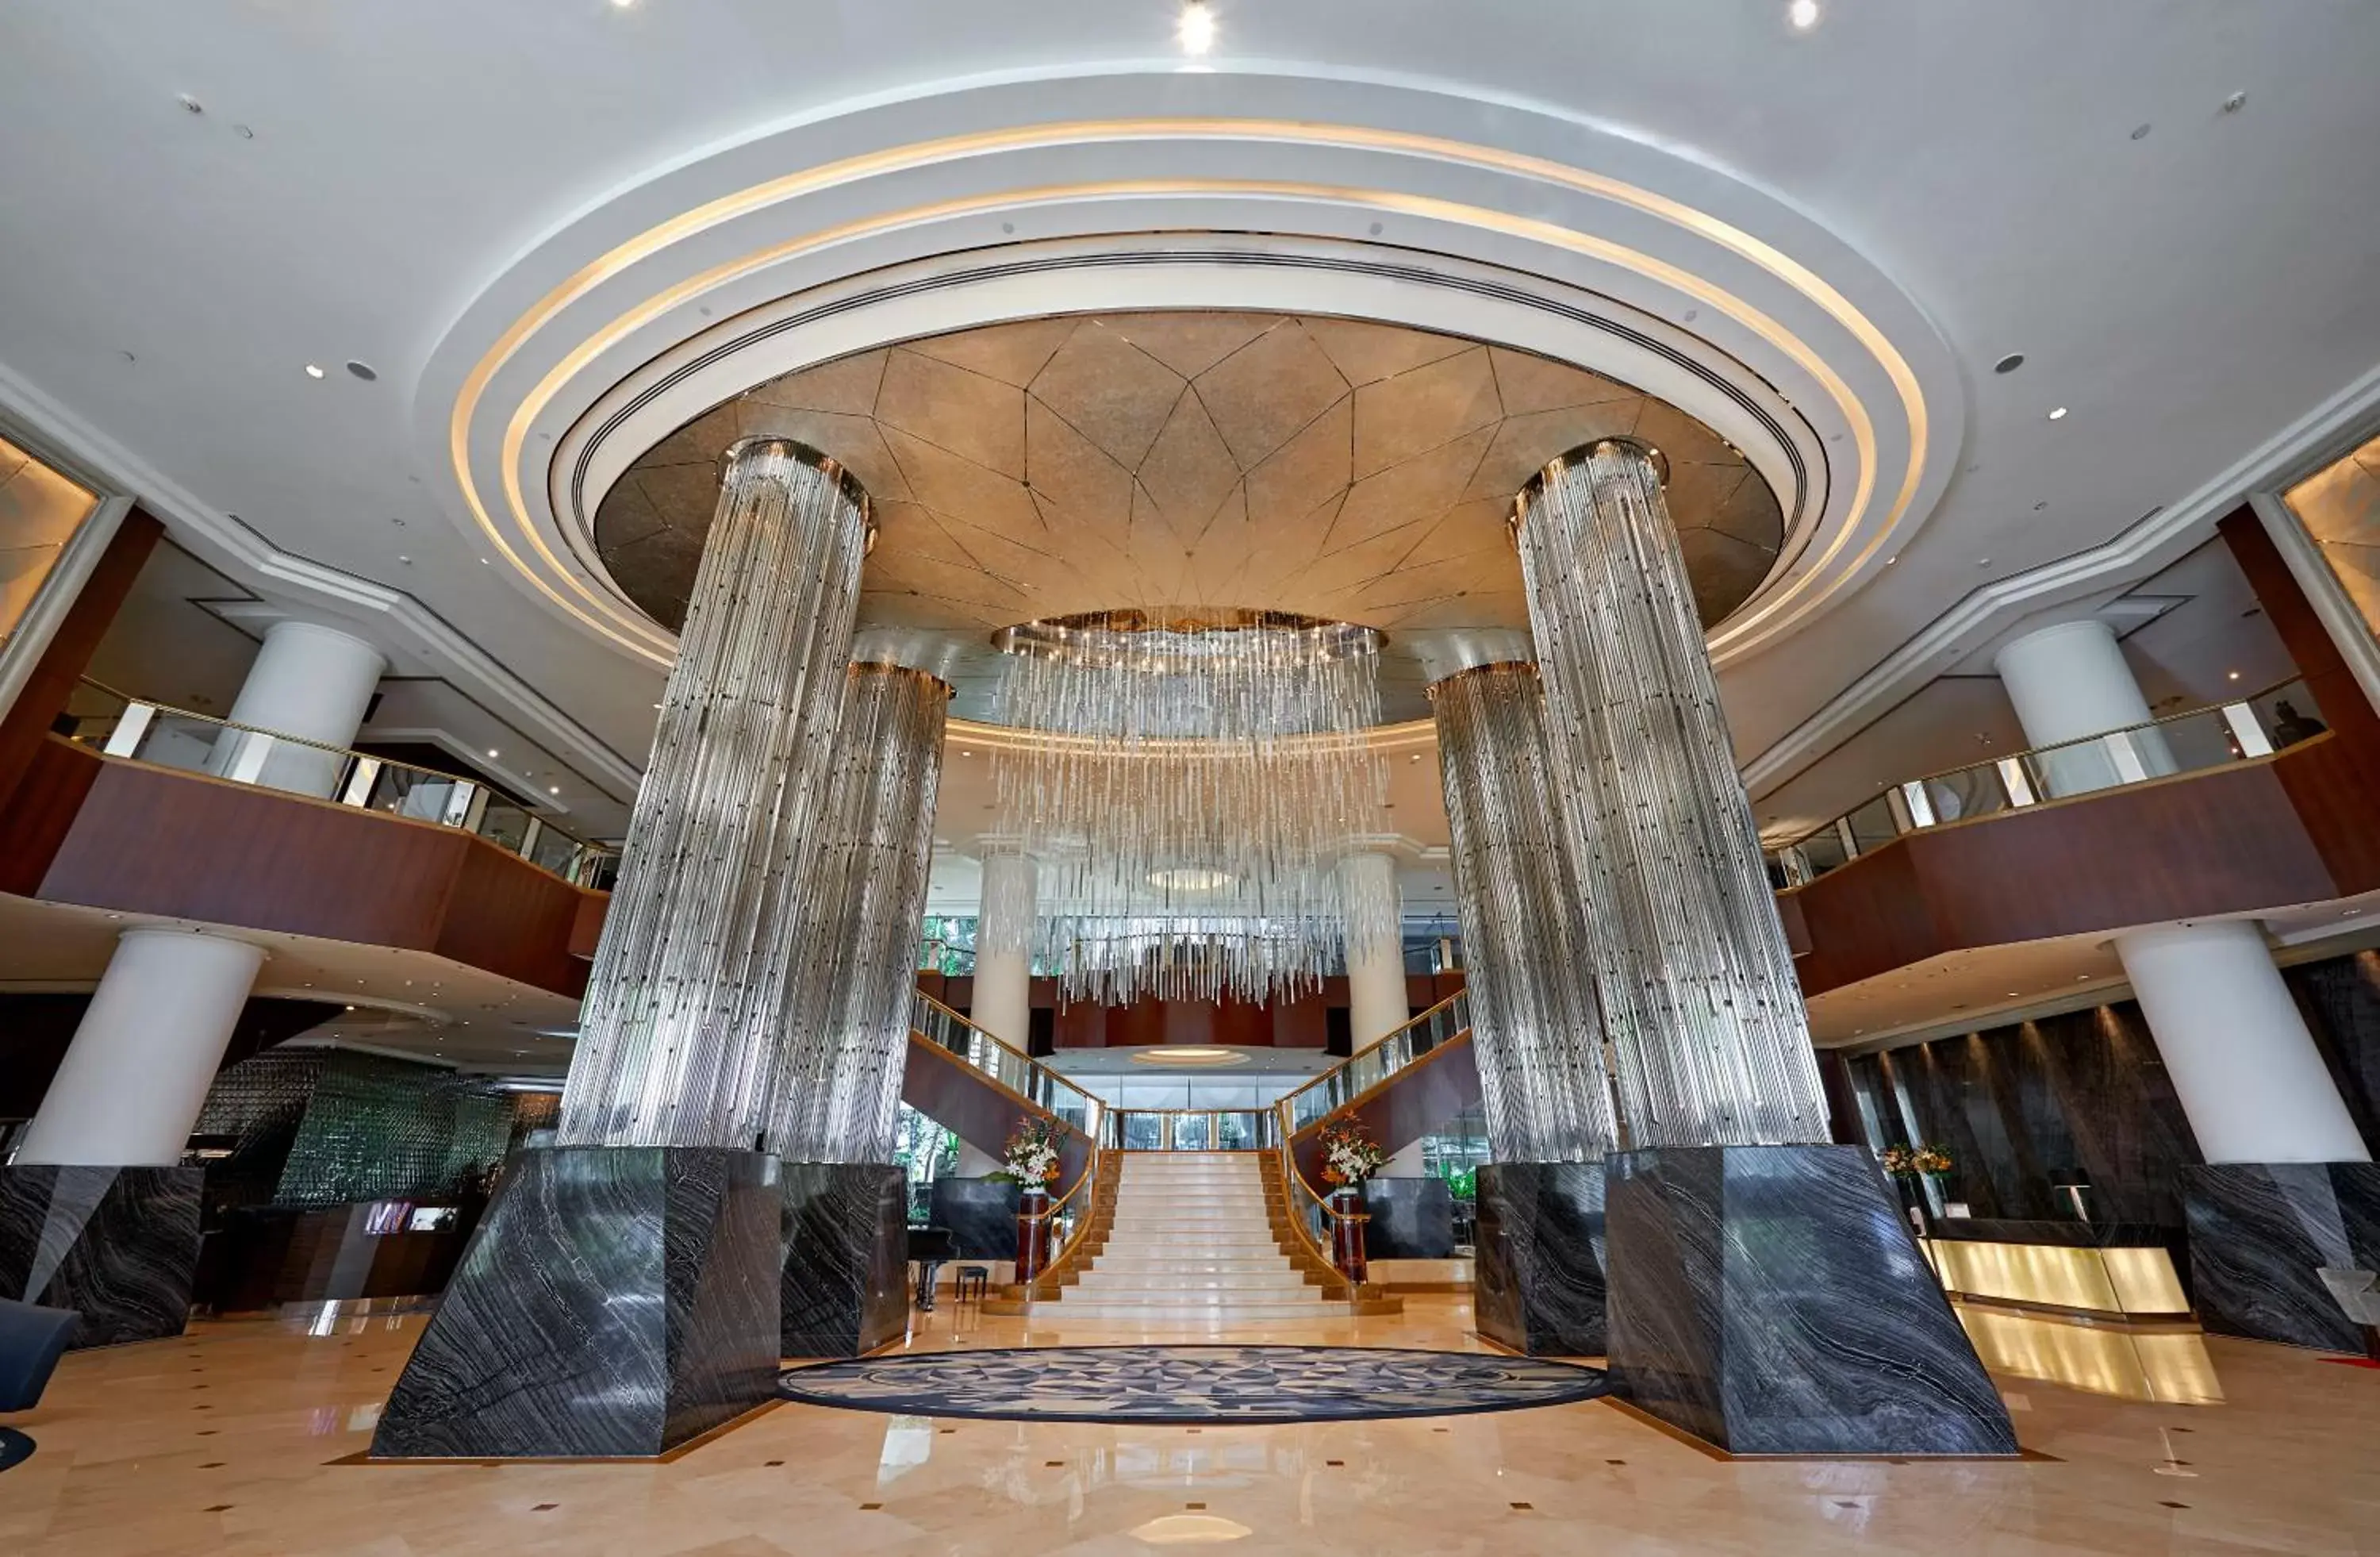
1992,618,2175,797
958,844,1037,1178
2113,919,2368,1164
17,929,267,1167
217,620,387,798
1339,850,1409,1049
971,845,1037,1051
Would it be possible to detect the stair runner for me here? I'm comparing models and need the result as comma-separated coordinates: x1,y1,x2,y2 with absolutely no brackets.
1052,1152,1334,1321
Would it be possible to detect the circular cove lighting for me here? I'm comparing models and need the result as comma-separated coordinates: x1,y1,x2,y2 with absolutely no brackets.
1128,1046,1246,1068
1177,1,1216,55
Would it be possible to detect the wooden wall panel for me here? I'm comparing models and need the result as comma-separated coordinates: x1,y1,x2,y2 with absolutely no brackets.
13,739,599,997
1788,733,2377,997
0,507,160,813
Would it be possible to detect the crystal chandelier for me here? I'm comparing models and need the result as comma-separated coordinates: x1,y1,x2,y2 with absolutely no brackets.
988,608,1393,1004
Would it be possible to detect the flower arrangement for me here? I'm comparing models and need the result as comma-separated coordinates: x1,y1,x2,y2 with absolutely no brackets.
1317,1114,1388,1187
1879,1143,1955,1178
1001,1117,1066,1187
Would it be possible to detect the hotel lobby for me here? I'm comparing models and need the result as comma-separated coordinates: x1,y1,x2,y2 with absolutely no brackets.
5,3,2380,1552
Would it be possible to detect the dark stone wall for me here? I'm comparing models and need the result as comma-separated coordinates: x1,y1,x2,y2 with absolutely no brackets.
194,1049,534,1216
1843,948,2380,1229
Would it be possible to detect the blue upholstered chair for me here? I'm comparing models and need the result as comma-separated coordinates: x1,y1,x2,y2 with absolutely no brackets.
0,1298,79,1474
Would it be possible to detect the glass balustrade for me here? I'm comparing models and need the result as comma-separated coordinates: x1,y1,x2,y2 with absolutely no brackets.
1278,990,1471,1136
60,680,619,890
1098,1108,1277,1151
908,990,1104,1144
1766,679,2326,889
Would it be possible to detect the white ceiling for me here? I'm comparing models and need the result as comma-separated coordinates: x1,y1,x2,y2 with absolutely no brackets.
4,3,2378,844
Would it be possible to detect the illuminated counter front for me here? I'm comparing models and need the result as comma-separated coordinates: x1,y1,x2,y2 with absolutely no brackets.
1918,1219,2192,1323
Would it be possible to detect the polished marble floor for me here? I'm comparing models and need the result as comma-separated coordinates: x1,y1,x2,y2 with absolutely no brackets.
2,1295,2376,1555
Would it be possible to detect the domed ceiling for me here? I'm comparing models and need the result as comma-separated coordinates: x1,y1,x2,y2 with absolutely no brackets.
593,312,1781,720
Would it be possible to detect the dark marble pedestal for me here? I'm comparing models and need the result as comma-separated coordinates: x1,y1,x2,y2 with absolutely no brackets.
0,1166,202,1348
1605,1145,2016,1457
1472,1162,1608,1355
781,1163,908,1358
1365,1176,1456,1259
2183,1162,2380,1352
929,1178,1021,1259
371,1148,781,1460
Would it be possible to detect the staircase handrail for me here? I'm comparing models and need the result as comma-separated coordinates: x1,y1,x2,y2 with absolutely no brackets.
908,987,1107,1140
1276,989,1471,1139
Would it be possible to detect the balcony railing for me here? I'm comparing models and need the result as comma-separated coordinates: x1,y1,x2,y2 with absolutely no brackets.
1765,678,2328,889
60,680,619,890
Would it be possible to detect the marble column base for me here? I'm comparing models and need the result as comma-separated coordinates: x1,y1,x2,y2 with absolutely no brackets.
781,1163,908,1358
927,1178,1021,1259
370,1147,782,1460
1605,1145,2017,1456
2182,1162,2380,1352
1472,1162,1607,1355
0,1166,202,1348
1364,1177,1457,1259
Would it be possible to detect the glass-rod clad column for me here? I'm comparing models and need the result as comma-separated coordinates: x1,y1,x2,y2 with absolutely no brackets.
559,438,872,1148
1431,661,1620,1161
767,662,950,1163
1513,440,1826,1146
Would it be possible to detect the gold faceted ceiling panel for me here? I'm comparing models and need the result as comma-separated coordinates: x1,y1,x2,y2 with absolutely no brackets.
594,312,1782,720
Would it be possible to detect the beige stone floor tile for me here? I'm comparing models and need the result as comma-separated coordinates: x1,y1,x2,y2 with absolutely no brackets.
4,1297,2379,1555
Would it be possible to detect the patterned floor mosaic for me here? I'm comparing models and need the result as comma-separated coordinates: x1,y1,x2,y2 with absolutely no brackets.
777,1344,1610,1424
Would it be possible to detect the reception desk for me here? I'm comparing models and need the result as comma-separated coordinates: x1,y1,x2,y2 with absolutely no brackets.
1917,1219,2191,1324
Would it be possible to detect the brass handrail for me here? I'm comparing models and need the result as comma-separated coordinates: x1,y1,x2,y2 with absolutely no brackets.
1766,673,2315,856
1270,1098,1359,1301
909,988,1107,1126
1275,990,1468,1126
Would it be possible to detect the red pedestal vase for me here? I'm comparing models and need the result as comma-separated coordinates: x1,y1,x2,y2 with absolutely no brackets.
1330,1185,1370,1286
1015,1186,1052,1283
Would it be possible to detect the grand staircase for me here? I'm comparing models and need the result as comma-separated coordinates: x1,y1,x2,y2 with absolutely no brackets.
1052,1153,1337,1322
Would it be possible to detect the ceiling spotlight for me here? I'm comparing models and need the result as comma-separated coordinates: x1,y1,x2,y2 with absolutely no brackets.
2047,406,2069,421
1178,0,1216,54
547,785,560,795
1993,353,2025,375
610,0,636,8
1787,0,1820,28
345,360,378,381
303,363,325,379
2228,670,2241,680
486,748,500,757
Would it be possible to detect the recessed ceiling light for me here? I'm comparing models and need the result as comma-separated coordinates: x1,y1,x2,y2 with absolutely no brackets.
1787,0,1820,28
2131,123,2153,141
2228,671,2241,680
486,748,499,757
2048,406,2068,421
345,360,377,381
1994,353,2025,374
303,363,325,379
1178,0,1216,53
547,786,560,795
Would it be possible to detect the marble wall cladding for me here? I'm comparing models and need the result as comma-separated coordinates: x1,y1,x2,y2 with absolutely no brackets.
2182,1163,2380,1352
1604,1145,2017,1456
0,1167,202,1347
1364,1176,1456,1259
2286,949,2380,1148
781,1163,908,1358
370,1148,782,1460
928,1178,1019,1259
1471,1162,1607,1355
1849,1000,2203,1228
